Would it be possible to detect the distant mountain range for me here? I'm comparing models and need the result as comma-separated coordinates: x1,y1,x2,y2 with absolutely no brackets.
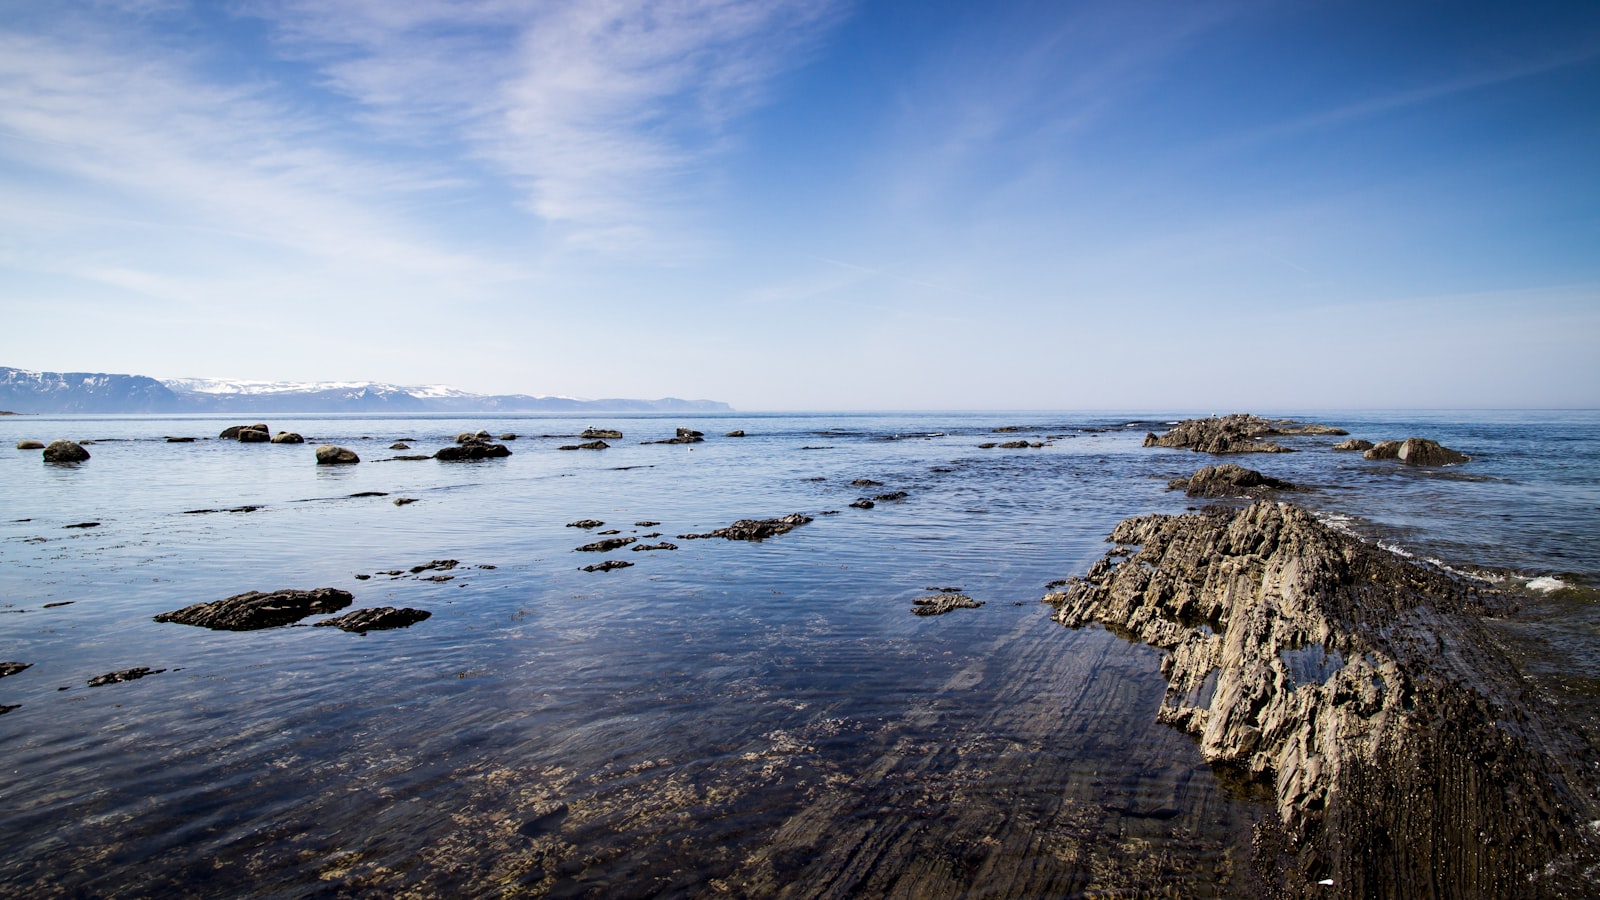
0,367,732,414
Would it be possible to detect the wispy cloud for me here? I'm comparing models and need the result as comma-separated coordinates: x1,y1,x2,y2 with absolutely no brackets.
251,0,849,251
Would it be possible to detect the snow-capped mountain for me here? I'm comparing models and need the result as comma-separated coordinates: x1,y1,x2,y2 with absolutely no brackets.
0,367,730,414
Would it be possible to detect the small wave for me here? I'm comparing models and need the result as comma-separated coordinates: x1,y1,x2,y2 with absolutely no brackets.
1312,511,1358,535
1526,576,1567,593
1377,540,1414,558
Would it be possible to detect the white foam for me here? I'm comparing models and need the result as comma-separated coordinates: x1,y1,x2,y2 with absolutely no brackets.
1526,576,1566,593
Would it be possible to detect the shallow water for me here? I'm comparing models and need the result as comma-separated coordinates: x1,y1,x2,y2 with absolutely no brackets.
1,410,1596,896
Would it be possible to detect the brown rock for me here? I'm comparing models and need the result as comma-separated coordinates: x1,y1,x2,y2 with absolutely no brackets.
1168,463,1296,498
315,445,360,465
911,593,984,616
42,440,89,462
434,443,510,461
1332,438,1375,452
313,607,431,633
271,431,304,444
1140,414,1344,454
678,513,812,541
16,440,44,450
581,428,623,440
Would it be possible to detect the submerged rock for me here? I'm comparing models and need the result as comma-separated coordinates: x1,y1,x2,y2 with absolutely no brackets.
911,593,984,616
647,427,705,445
390,442,411,450
0,662,31,678
678,513,812,541
315,445,360,465
1142,414,1344,454
582,560,633,572
724,430,746,437
558,441,609,451
1045,501,1594,893
42,440,90,462
271,431,305,444
566,519,604,529
1168,463,1296,499
155,587,354,630
16,440,44,450
576,537,636,552
314,607,431,633
87,666,165,687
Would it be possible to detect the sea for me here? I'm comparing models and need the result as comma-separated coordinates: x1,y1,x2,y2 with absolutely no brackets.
2,410,1596,897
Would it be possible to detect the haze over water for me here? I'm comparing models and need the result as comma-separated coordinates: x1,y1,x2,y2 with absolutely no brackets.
2,410,1595,896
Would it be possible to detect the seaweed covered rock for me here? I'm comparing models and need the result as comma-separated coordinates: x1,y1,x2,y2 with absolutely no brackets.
155,587,354,630
911,593,984,616
42,440,90,462
1044,502,1596,894
1167,463,1296,499
1143,414,1345,454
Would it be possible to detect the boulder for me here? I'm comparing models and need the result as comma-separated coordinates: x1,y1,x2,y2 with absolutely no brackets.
0,662,31,678
498,433,518,441
220,424,269,440
576,537,636,552
155,587,354,630
582,428,623,440
724,430,746,437
238,429,271,443
315,445,360,465
435,443,511,461
313,607,431,633
271,431,305,444
390,442,411,450
1333,438,1375,452
567,519,605,529
42,440,90,462
1364,440,1402,460
1396,437,1469,466
558,441,609,451
16,440,44,450
1168,463,1296,498
582,560,633,572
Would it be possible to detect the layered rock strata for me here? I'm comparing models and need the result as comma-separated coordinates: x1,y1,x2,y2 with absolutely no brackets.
1045,501,1596,896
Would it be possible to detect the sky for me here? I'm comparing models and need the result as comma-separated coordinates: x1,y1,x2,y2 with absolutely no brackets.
1,0,1597,410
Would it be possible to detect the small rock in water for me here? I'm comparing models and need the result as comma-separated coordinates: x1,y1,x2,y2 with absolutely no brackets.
16,440,45,450
63,521,100,529
851,478,883,487
558,441,609,451
911,593,984,616
678,513,812,541
634,521,661,527
1168,464,1296,499
724,430,746,437
1,662,32,678
271,431,304,444
87,666,165,686
577,537,636,552
313,607,431,633
435,443,511,460
499,433,518,441
219,424,269,440
582,560,633,572
632,542,678,552
849,499,875,509
393,497,418,506
390,442,411,450
582,428,623,440
1332,438,1375,452
409,559,459,574
42,440,90,462
315,445,360,465
154,588,354,630
567,520,604,529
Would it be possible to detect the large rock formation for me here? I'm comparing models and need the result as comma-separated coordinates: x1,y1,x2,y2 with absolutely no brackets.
155,588,354,630
1143,415,1346,454
1044,502,1596,895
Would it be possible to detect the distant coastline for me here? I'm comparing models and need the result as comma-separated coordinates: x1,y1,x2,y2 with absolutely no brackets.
0,366,731,415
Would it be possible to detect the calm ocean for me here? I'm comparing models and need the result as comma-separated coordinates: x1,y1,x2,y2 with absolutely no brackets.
2,410,1596,896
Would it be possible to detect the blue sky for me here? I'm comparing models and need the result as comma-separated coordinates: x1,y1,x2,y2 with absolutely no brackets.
1,0,1596,409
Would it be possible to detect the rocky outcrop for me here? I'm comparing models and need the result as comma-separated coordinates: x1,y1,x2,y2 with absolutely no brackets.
911,593,984,616
1143,415,1345,454
16,440,44,450
270,431,304,444
1364,437,1469,466
648,428,705,445
1044,502,1596,895
434,443,510,461
558,441,609,451
582,428,623,440
576,537,636,552
583,560,633,572
155,587,354,630
313,607,431,633
1167,464,1296,499
725,430,746,437
567,519,604,529
679,513,812,541
42,440,90,462
315,445,360,465
1332,439,1374,452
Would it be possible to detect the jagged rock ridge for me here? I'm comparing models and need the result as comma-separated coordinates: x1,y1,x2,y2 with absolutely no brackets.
1045,501,1597,897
